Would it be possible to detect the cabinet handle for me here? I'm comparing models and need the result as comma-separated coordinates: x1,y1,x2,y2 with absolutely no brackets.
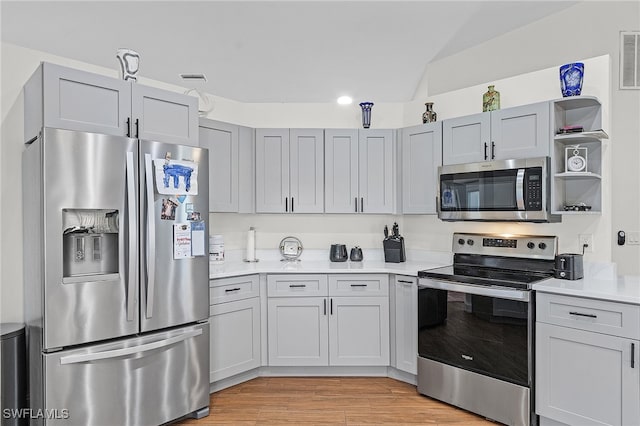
361,197,364,213
324,299,327,316
285,197,288,212
330,298,333,315
126,117,131,137
491,141,496,159
484,142,488,160
350,284,367,287
632,343,635,369
289,284,306,288
135,118,139,138
398,280,413,284
569,311,597,319
355,197,358,213
291,197,294,213
224,287,241,293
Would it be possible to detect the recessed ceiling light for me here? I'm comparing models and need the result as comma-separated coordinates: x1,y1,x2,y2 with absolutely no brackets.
179,73,207,82
337,96,353,105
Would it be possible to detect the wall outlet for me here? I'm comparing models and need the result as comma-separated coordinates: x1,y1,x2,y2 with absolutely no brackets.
579,234,593,252
628,232,640,245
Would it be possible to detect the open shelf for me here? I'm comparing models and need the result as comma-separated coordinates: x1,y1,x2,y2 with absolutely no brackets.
555,172,602,179
554,130,609,141
553,210,601,215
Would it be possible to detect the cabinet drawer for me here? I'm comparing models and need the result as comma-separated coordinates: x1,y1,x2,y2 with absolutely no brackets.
537,292,640,339
328,274,389,297
210,275,259,305
267,274,328,297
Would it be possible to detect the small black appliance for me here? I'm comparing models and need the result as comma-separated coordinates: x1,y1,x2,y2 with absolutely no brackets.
329,244,348,262
350,247,363,262
554,253,584,280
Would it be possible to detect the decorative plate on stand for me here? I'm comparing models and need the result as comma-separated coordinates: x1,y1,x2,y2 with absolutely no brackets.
279,236,303,261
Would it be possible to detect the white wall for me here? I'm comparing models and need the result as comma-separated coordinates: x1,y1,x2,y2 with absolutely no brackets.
410,1,640,274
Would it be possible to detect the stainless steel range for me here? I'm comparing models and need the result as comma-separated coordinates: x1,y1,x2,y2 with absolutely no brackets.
417,233,557,426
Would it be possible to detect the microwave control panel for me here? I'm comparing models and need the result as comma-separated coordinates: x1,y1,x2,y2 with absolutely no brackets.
525,168,542,210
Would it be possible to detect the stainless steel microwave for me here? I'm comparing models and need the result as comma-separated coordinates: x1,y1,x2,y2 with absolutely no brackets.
437,157,560,222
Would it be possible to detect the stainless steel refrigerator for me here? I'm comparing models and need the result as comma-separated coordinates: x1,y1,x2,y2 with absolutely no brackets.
23,128,210,425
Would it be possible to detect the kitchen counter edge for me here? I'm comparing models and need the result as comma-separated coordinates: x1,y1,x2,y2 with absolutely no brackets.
533,275,640,305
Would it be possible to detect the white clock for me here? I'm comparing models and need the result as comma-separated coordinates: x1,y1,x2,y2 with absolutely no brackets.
565,146,588,173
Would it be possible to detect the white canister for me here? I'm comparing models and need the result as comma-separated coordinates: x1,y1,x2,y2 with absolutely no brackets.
209,234,224,262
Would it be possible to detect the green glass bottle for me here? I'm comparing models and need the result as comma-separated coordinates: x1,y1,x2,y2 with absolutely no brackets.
482,85,500,112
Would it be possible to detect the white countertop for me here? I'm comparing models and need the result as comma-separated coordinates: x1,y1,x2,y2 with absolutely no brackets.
209,249,451,280
532,263,640,305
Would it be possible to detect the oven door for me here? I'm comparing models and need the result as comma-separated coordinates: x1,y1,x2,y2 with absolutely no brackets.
418,279,531,387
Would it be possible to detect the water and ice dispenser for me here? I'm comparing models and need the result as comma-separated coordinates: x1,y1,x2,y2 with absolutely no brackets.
62,209,119,278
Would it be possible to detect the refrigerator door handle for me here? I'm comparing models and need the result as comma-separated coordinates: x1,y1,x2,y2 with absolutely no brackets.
59,328,203,365
144,153,156,319
126,152,137,322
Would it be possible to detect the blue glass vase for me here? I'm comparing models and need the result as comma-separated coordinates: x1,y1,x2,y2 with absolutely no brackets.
359,102,374,128
560,62,584,97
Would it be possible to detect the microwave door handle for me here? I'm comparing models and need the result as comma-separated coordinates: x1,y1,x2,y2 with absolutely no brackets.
144,153,156,319
516,169,525,210
125,152,137,322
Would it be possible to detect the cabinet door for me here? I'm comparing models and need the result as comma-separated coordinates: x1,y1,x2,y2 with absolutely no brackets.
394,277,417,375
359,129,394,213
491,102,550,160
401,123,442,214
324,129,359,213
329,296,390,366
42,63,131,137
442,112,490,165
209,297,261,382
131,84,198,146
267,297,328,366
289,129,324,213
199,119,239,212
255,129,290,213
536,322,640,426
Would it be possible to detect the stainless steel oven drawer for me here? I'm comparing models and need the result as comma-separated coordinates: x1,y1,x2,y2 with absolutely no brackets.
537,292,640,339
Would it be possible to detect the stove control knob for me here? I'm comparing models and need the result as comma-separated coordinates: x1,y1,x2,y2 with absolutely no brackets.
467,239,474,246
527,242,535,249
458,238,465,245
538,242,547,250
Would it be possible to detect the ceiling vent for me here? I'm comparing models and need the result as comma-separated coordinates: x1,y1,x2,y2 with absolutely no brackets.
620,31,640,89
179,73,207,82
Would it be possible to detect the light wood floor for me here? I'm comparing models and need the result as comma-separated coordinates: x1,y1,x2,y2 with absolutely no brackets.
176,377,496,425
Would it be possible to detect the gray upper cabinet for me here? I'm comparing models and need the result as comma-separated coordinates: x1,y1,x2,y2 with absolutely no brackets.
401,122,442,214
255,128,324,213
325,129,394,214
442,102,550,165
325,129,359,213
25,62,198,146
131,84,198,146
199,119,239,212
26,62,131,141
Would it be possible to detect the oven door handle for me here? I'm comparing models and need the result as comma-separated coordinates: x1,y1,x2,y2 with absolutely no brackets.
418,279,530,302
516,168,525,210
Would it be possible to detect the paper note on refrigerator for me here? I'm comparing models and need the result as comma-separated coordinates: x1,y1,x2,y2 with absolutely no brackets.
173,223,192,259
190,221,206,256
154,159,199,195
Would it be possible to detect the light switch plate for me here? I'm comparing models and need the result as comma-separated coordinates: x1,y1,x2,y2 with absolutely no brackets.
627,232,640,245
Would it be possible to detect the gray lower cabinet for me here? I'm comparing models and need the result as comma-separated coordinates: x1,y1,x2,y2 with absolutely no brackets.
442,102,549,165
267,274,389,367
199,119,254,212
536,293,640,426
325,129,395,213
25,62,198,146
209,275,261,382
393,275,417,374
255,129,324,213
400,123,442,214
